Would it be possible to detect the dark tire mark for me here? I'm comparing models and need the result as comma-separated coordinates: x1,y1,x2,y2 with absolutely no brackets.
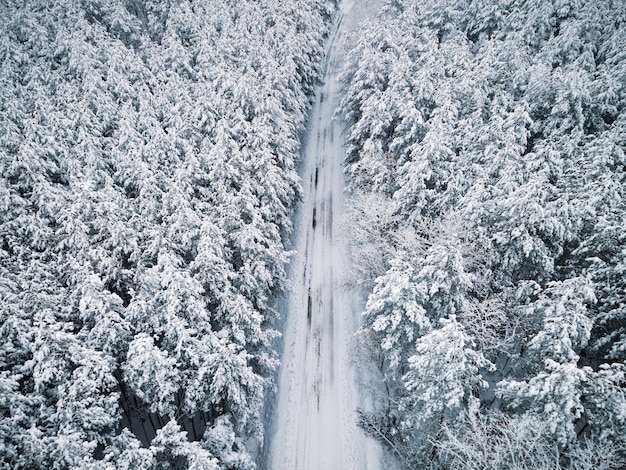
316,330,321,360
307,287,312,327
312,207,317,229
303,232,310,282
314,167,319,187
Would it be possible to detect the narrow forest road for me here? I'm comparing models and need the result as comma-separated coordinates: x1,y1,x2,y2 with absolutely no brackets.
264,2,383,469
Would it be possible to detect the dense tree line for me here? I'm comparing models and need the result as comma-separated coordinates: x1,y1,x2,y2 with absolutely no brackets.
0,0,333,468
340,0,626,467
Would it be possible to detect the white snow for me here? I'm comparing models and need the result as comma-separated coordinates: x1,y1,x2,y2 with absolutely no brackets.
264,2,385,469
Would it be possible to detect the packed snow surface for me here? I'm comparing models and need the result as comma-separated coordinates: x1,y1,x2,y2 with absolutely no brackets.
265,1,384,469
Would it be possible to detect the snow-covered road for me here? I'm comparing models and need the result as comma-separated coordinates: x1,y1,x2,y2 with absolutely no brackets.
264,2,383,469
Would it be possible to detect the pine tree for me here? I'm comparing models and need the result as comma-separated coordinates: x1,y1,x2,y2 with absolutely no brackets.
400,316,492,463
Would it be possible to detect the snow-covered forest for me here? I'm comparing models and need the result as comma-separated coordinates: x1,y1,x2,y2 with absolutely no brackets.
0,0,333,468
2,0,626,469
340,0,626,467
